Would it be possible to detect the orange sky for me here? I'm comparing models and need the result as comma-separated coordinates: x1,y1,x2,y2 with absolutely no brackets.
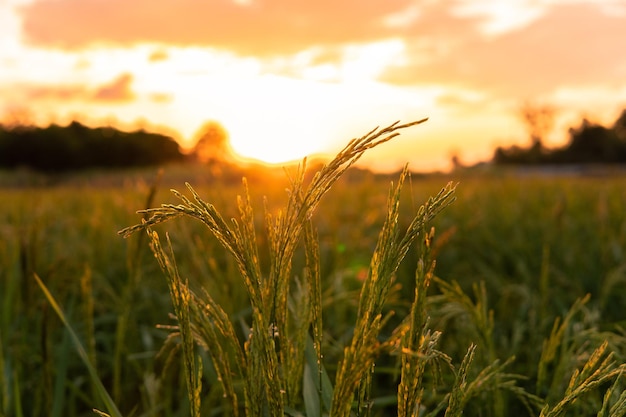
1,0,625,171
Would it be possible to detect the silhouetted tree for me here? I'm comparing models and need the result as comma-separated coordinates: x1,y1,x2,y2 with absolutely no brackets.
493,107,626,166
493,144,540,165
190,121,236,177
192,121,233,164
521,103,555,163
562,119,625,163
450,153,464,170
520,103,556,147
612,109,626,142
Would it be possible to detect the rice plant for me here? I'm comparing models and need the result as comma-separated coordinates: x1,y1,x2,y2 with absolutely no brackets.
120,119,461,415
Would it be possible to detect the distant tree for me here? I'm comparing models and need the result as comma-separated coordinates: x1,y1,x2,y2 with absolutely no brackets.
493,108,626,166
493,144,535,165
612,109,626,142
192,121,233,165
450,152,464,170
561,119,625,163
521,103,555,163
520,103,556,147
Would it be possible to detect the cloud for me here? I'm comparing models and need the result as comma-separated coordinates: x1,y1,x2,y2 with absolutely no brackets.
21,0,624,95
93,73,135,101
14,0,626,133
149,92,173,103
22,73,136,102
148,49,169,62
380,3,626,96
27,84,87,100
19,0,410,55
449,0,546,35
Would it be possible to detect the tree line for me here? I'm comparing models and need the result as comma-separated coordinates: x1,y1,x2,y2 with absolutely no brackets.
0,121,187,172
2,109,626,173
493,108,626,165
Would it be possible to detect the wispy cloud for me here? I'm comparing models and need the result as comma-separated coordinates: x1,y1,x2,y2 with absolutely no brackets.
148,49,169,62
18,0,409,54
23,73,136,102
93,73,135,101
17,0,626,96
380,3,626,96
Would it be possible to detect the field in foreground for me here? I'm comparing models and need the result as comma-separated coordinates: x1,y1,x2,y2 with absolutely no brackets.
1,163,625,417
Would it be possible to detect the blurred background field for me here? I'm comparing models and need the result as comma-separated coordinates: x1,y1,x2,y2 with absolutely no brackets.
1,163,625,416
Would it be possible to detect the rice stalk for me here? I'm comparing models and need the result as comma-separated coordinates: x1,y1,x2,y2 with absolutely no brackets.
443,344,476,417
119,119,436,416
431,277,509,415
303,218,326,414
148,231,203,417
426,344,541,417
191,287,244,413
536,294,591,399
539,341,626,417
396,227,439,417
433,279,495,364
597,370,626,417
330,167,456,417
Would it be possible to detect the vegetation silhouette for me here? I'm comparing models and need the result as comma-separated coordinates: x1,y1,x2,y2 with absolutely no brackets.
2,108,625,175
0,121,186,172
493,108,626,166
190,120,239,178
192,121,233,165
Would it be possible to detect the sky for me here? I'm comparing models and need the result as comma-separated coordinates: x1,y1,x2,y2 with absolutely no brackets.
1,0,626,172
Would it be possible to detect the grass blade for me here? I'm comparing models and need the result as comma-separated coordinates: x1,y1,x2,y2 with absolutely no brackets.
303,333,333,416
34,273,123,417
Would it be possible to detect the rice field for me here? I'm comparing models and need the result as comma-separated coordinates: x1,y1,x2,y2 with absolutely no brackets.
1,124,625,417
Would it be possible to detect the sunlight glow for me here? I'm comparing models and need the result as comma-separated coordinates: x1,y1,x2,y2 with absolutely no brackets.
226,119,321,164
218,76,338,163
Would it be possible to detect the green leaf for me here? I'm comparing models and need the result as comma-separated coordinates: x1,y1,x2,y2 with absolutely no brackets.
303,364,320,417
34,274,123,417
304,333,333,416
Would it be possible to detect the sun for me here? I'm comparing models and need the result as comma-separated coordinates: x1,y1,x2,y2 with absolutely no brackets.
225,115,324,164
216,76,342,165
